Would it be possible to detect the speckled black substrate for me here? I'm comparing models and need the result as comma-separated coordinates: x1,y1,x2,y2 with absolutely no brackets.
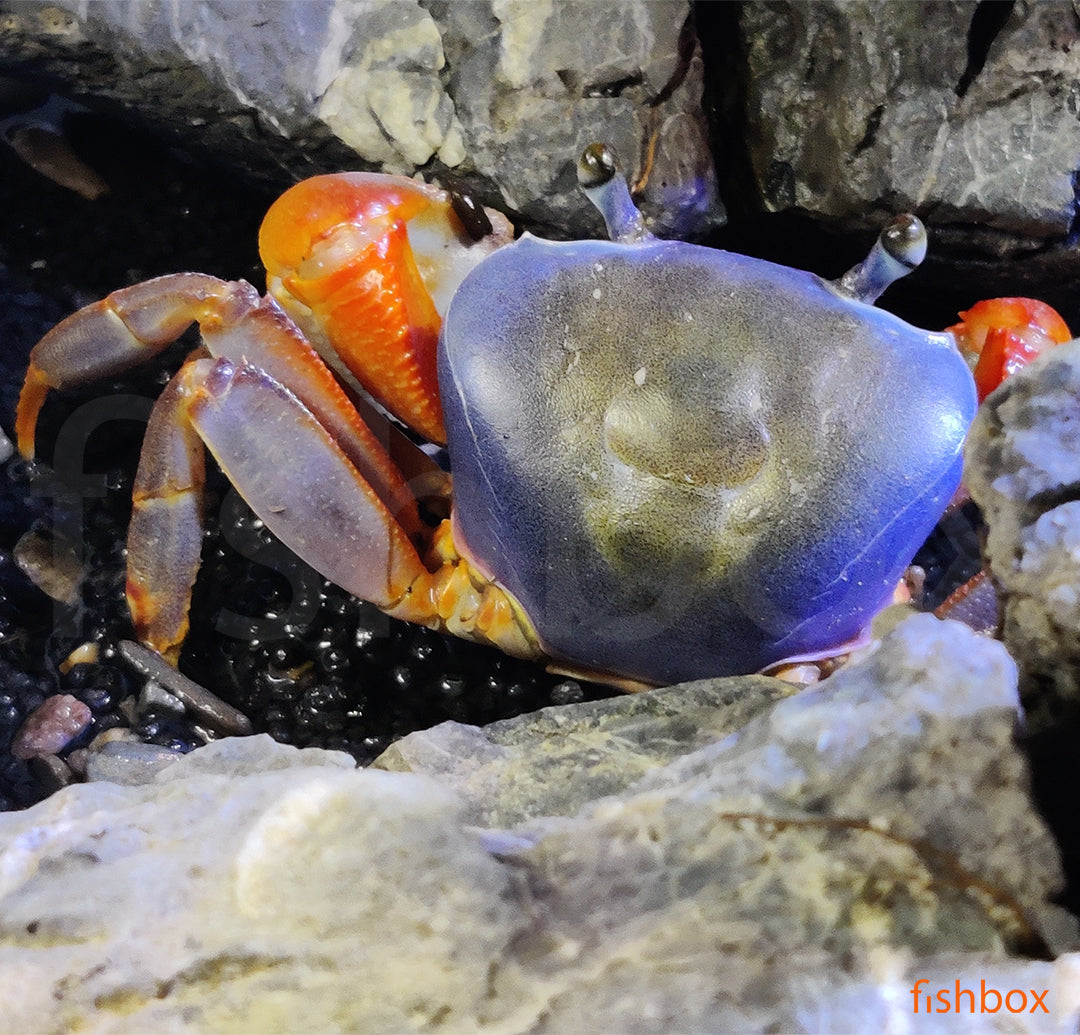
0,103,612,809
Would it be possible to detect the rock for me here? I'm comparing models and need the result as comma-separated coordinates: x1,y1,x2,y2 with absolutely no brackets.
120,640,253,736
0,616,1074,1031
965,340,1080,730
25,753,73,796
733,0,1080,319
12,528,82,606
10,693,91,759
0,0,722,238
740,1,1080,243
376,674,795,826
83,740,187,786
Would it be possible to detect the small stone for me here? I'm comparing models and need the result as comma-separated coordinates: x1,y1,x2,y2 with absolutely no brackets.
12,529,83,605
27,753,75,795
65,748,89,777
59,642,99,674
87,727,142,752
84,740,186,785
120,641,252,735
11,694,92,759
137,679,185,717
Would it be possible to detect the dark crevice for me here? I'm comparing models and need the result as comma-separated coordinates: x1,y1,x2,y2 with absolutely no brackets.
956,0,1015,98
1066,169,1080,248
693,0,760,225
1025,482,1080,526
582,71,645,99
853,104,885,155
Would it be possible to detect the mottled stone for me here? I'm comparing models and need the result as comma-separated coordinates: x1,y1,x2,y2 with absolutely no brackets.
0,0,722,238
0,737,525,1033
10,693,90,759
740,1,1080,243
965,340,1080,730
0,618,1067,1031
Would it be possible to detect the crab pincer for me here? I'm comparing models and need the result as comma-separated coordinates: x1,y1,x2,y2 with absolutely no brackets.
948,297,1072,401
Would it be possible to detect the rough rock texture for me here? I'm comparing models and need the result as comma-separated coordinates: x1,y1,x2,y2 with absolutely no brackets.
0,0,721,238
377,673,796,827
0,615,1076,1032
740,0,1080,242
731,0,1080,319
965,340,1080,731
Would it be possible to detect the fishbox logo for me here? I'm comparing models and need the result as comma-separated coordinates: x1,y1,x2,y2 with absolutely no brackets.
910,979,1050,1015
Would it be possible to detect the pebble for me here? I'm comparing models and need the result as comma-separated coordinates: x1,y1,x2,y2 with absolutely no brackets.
27,753,75,795
11,694,92,759
13,529,84,606
60,642,100,674
84,740,187,785
138,679,186,717
120,641,253,736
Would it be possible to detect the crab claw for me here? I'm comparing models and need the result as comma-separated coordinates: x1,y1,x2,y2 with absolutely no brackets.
259,173,512,445
948,297,1072,402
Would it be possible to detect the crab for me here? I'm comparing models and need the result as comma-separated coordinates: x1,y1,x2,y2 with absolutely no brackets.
13,144,1071,691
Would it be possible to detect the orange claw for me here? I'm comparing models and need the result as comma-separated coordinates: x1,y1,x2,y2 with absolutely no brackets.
948,297,1072,402
259,173,512,446
260,174,445,443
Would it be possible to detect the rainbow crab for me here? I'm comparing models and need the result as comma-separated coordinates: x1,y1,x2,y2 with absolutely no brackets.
13,145,1069,691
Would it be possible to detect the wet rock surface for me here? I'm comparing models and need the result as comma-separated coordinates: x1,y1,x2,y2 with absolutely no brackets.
0,0,721,239
0,615,1076,1032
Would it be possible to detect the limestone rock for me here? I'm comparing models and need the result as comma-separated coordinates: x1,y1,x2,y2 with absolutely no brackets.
0,0,722,238
0,615,1074,1031
965,340,1080,730
376,673,795,827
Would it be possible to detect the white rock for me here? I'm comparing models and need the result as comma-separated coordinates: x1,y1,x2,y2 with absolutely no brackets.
0,618,1073,1031
965,340,1080,727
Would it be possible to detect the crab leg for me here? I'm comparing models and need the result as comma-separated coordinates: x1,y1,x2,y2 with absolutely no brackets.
126,353,208,658
130,353,543,665
15,273,427,540
130,354,430,659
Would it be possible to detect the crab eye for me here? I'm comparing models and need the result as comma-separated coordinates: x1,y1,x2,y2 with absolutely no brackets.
603,383,769,488
577,142,619,188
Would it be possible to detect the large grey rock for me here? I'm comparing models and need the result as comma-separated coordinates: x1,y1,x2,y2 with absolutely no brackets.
0,0,721,238
0,614,1074,1032
740,1,1080,244
965,340,1080,730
